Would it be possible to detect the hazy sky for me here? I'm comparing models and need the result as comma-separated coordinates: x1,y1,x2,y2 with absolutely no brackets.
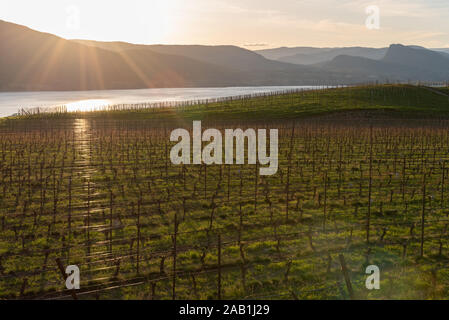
1,0,448,48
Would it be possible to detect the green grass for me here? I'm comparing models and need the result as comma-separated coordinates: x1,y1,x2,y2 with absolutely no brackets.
433,87,449,96
2,84,449,300
0,120,449,300
8,85,449,123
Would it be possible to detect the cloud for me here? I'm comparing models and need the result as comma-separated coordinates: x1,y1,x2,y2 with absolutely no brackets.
2,0,449,47
204,0,449,47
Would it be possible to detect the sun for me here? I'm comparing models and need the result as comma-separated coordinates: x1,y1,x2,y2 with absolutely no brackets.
136,0,178,43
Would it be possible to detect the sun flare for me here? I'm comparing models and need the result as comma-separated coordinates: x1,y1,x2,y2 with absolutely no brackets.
65,99,110,112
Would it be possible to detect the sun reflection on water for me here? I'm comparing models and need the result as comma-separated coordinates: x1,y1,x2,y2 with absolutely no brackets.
65,99,110,112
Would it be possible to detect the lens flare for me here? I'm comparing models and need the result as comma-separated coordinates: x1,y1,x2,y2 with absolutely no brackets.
65,99,110,112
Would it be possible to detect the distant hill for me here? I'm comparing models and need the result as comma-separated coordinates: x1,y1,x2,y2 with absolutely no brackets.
243,47,326,61
433,48,449,55
1,20,449,92
383,44,449,76
0,20,353,91
256,45,449,67
256,47,388,65
319,55,410,81
318,44,449,81
74,40,349,84
0,20,245,91
75,40,289,72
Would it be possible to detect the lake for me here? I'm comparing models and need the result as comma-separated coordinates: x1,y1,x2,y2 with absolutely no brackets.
0,86,325,117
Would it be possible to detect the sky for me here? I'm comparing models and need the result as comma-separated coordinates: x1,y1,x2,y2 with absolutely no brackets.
1,0,448,49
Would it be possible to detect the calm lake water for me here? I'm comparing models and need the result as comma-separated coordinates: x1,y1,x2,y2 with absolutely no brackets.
0,86,324,117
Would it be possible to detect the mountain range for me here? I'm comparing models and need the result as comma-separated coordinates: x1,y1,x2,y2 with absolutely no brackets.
256,46,449,65
1,20,449,91
256,47,389,65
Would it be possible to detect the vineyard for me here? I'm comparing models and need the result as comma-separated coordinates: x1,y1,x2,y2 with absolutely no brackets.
2,85,449,300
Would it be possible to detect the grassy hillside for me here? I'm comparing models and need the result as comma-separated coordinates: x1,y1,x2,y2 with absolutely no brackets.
12,85,449,123
3,84,449,300
3,100,449,299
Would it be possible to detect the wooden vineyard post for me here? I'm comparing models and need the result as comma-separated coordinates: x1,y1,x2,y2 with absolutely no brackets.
255,162,258,215
238,202,243,245
421,173,426,257
55,258,78,300
402,156,406,201
109,190,113,254
53,170,57,225
338,254,354,300
20,278,28,298
172,210,178,300
137,199,141,275
217,234,222,300
441,161,445,209
87,179,91,256
204,164,207,199
182,197,187,221
286,124,295,221
164,126,168,178
227,165,231,202
367,126,373,245
338,143,342,198
68,174,72,260
323,171,327,232
182,164,186,191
